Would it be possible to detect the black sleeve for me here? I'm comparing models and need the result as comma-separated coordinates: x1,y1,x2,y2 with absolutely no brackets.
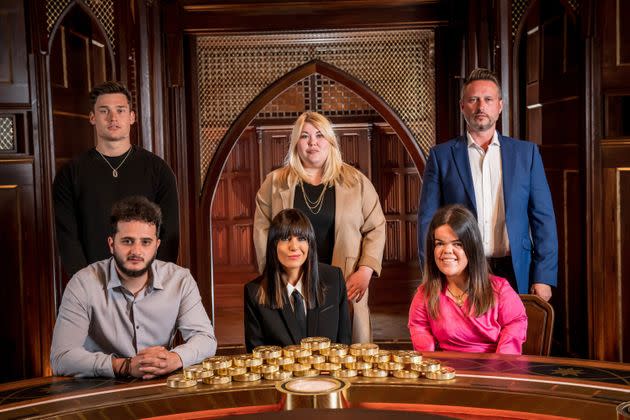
244,283,265,353
336,268,352,344
53,165,88,277
155,162,180,263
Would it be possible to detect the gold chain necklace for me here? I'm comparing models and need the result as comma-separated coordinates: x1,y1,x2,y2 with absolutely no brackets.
299,180,328,214
447,287,469,307
96,147,133,178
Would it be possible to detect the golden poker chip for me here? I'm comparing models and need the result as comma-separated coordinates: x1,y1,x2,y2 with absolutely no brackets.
349,343,379,356
293,368,320,377
253,345,283,359
283,345,312,358
393,369,420,379
298,354,326,365
264,370,293,381
362,368,388,378
233,372,262,382
364,350,391,363
203,356,232,370
284,363,310,372
313,362,342,371
320,343,349,357
331,369,358,378
202,375,231,385
166,374,197,388
425,366,456,380
182,365,204,379
227,366,248,376
195,369,214,379
329,354,356,364
377,361,404,371
301,337,331,351
267,356,295,366
216,368,229,376
391,350,423,365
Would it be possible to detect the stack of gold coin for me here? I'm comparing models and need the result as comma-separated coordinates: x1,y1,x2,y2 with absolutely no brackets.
167,339,454,388
166,373,198,388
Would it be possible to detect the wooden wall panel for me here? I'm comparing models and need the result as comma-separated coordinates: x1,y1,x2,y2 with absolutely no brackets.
0,0,28,104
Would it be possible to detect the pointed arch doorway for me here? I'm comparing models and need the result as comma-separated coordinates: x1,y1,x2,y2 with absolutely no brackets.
200,60,425,345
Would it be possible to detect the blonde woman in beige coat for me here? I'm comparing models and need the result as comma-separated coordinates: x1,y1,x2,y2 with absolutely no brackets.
253,111,386,343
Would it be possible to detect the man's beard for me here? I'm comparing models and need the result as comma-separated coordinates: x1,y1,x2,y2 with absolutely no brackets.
113,252,156,278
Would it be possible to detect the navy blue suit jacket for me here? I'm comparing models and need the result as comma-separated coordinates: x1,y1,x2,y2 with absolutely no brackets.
417,134,558,293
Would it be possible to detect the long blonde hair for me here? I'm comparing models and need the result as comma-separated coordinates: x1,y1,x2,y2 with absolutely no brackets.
278,111,360,187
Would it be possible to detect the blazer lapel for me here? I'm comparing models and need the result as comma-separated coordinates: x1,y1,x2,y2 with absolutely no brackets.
451,137,478,214
280,295,302,344
499,134,515,219
278,181,293,215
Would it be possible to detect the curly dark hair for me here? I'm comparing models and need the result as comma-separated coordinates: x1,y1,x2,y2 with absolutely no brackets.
89,81,133,109
110,196,162,237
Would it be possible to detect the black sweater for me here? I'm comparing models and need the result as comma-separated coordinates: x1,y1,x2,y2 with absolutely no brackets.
53,146,179,277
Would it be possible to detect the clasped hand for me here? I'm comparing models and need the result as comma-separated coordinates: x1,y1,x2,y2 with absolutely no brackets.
129,346,182,380
346,266,373,303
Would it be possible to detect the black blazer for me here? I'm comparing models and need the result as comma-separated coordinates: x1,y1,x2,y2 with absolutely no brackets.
244,263,351,352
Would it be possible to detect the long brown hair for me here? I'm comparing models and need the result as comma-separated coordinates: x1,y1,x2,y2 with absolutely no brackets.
257,208,324,309
422,204,495,318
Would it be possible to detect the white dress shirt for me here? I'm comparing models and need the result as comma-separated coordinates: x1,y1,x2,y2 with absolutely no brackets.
467,131,510,257
286,280,307,316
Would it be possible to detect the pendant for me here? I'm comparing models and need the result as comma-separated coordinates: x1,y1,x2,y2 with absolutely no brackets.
112,169,118,178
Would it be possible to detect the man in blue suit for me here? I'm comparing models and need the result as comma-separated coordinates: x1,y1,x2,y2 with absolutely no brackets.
418,68,557,301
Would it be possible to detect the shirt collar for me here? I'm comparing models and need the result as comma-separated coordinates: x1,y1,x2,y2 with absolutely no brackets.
466,130,500,150
106,257,161,291
286,279,304,297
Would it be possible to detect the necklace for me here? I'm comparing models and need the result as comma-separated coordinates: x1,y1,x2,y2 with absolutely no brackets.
447,287,469,307
299,180,328,214
96,147,133,178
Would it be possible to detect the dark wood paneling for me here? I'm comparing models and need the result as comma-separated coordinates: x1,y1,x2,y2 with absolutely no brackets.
0,0,29,104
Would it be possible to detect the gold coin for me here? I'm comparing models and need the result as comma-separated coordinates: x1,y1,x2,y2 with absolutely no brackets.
202,375,231,385
196,369,214,379
264,370,293,381
364,350,391,363
232,354,263,367
182,365,204,379
203,356,232,370
233,372,262,382
298,354,325,365
425,366,456,380
267,356,295,366
227,366,248,376
293,368,320,377
377,361,404,371
301,337,331,351
259,364,280,374
283,345,312,358
413,359,441,373
313,362,342,371
284,363,310,372
362,368,388,378
253,345,283,359
216,368,229,376
331,369,358,378
391,350,423,365
166,374,197,388
355,361,373,370
320,344,349,357
349,343,379,356
393,369,420,379
329,354,356,364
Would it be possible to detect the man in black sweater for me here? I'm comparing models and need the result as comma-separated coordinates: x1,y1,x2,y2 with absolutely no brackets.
53,81,179,277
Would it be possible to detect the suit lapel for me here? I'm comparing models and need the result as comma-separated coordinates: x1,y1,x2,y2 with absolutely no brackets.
451,137,478,214
306,299,320,338
499,134,515,219
278,181,293,214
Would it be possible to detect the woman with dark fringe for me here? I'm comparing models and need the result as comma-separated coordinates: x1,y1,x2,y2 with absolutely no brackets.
245,208,351,352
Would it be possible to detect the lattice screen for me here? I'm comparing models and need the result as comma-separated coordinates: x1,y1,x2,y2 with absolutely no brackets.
511,0,531,40
0,116,15,151
196,29,435,186
46,0,115,52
